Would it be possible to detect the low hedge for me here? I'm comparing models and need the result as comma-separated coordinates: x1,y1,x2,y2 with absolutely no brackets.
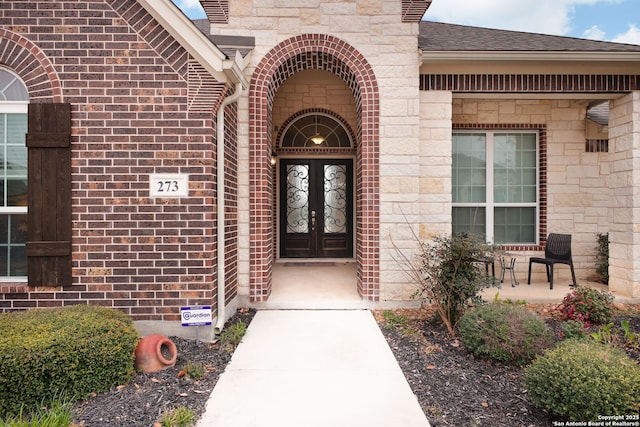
0,305,139,418
525,339,640,421
458,303,554,366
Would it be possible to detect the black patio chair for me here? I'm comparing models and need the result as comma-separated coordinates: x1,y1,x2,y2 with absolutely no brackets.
527,233,577,289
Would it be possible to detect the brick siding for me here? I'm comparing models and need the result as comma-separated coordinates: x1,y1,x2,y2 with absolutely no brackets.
0,1,233,321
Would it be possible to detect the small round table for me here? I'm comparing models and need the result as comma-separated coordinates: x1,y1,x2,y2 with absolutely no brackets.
500,254,519,287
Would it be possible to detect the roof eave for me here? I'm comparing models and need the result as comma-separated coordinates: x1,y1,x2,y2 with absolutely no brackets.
421,50,640,62
223,52,250,88
137,0,247,88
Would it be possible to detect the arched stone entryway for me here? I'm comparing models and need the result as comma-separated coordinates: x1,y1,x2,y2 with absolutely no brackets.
248,34,379,302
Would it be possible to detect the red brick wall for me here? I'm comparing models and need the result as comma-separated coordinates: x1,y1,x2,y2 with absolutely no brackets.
0,0,232,322
222,102,238,306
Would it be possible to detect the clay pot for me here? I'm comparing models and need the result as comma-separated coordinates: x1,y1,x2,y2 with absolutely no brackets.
134,334,178,373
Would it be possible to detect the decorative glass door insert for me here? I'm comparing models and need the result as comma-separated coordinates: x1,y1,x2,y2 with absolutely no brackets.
280,159,352,258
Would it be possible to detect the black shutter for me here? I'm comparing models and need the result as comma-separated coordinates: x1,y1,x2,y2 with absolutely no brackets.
25,103,72,287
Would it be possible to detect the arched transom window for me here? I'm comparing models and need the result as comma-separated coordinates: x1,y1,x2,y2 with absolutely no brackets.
280,113,352,148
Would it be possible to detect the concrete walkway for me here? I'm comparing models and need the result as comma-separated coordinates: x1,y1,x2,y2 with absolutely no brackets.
196,310,431,427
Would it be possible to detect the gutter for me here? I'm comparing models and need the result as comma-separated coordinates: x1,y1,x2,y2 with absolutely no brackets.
214,82,243,335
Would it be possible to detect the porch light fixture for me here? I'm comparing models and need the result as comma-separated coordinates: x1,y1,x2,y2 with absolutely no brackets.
270,151,277,166
310,116,325,145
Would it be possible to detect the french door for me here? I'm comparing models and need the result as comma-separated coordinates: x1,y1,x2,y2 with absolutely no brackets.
279,159,353,258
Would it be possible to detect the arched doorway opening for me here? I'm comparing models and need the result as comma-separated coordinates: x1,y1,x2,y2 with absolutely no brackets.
248,34,380,303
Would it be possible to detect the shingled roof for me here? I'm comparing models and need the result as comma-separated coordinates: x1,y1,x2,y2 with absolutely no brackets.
419,21,640,52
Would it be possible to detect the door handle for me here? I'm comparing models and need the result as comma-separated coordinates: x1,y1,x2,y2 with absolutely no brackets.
311,210,316,231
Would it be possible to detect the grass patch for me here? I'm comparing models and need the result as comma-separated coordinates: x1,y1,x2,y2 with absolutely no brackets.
158,406,197,427
381,310,421,337
382,310,409,328
183,361,206,380
219,320,248,350
0,401,73,427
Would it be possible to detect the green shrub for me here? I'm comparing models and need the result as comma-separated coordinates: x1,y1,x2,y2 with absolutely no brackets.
560,320,588,340
525,339,640,421
408,233,498,336
557,286,614,327
458,304,554,366
595,232,609,284
0,305,139,418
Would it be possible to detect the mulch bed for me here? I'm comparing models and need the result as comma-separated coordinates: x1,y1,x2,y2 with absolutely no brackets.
376,307,551,427
71,304,639,427
72,308,256,427
376,305,640,427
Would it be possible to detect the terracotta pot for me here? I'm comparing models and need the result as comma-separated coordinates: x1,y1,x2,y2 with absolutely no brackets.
134,334,178,373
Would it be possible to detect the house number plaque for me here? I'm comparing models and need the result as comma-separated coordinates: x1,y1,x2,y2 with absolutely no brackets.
149,174,189,197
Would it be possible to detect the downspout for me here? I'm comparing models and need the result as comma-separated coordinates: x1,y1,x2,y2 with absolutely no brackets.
214,82,243,335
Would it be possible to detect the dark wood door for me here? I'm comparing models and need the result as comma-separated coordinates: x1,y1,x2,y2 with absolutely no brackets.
279,159,353,258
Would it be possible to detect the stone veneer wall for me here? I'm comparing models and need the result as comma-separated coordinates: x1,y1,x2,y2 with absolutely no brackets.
448,98,611,284
213,0,422,301
609,92,640,297
378,91,453,301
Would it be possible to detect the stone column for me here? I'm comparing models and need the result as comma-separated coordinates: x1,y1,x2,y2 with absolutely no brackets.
608,91,640,298
377,90,452,302
418,91,453,239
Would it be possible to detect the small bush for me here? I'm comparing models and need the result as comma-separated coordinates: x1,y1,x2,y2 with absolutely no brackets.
560,320,588,340
557,286,614,327
595,232,609,284
407,233,499,336
458,304,554,366
525,339,640,421
0,305,139,418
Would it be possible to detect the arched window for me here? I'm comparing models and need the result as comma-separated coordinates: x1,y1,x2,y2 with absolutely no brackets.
0,68,28,277
280,113,352,148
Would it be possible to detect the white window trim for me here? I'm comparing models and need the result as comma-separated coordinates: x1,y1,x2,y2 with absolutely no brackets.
0,96,28,279
0,100,28,216
0,101,28,114
453,130,540,245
